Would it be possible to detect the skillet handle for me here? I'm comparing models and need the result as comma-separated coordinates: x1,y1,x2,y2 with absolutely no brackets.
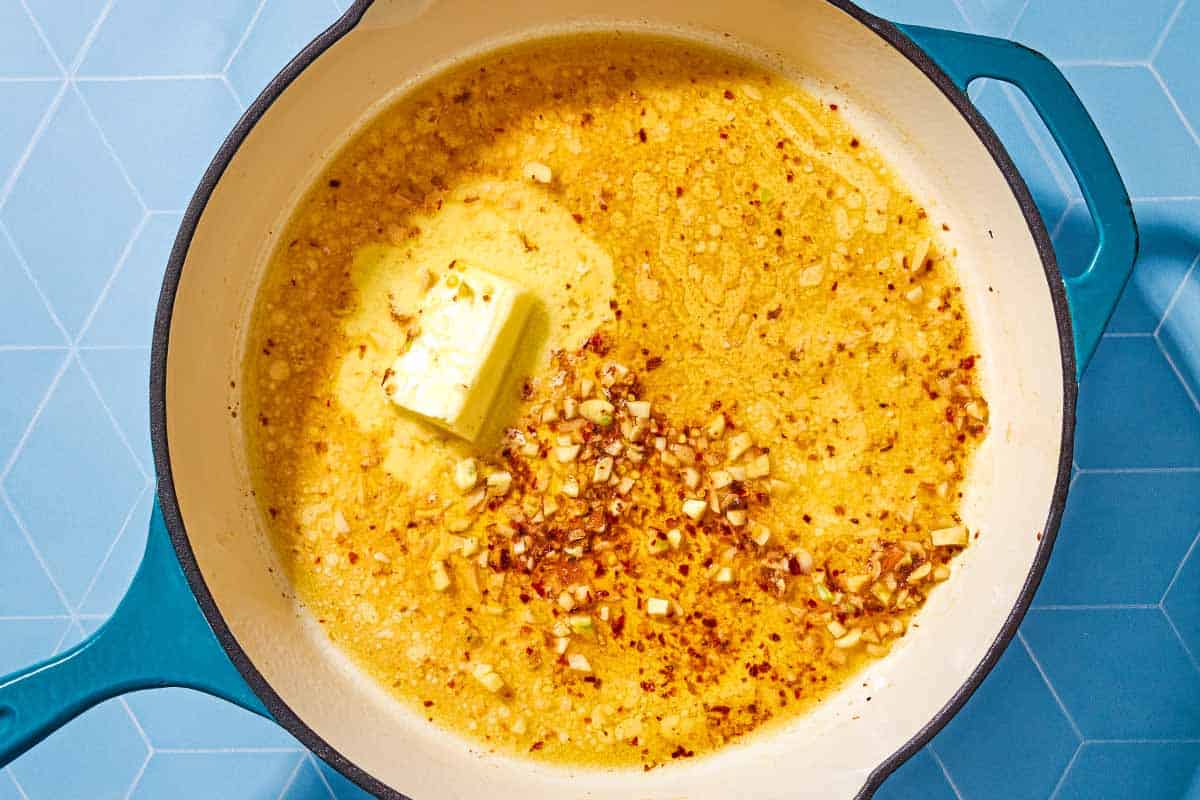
0,500,264,767
898,24,1139,378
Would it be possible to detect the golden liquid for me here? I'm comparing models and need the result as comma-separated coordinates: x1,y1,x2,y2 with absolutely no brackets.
244,35,986,769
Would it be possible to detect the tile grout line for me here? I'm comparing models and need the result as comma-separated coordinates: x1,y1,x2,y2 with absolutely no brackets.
1077,466,1200,474
119,696,153,750
1161,610,1200,675
1153,335,1200,412
949,0,975,32
74,73,229,82
51,616,82,654
1148,63,1200,149
1047,741,1083,800
0,76,61,82
0,488,76,621
1086,737,1200,744
925,744,966,800
155,748,307,754
308,752,340,800
70,82,149,213
66,0,115,75
1148,0,1188,63
74,351,153,481
122,749,153,800
1005,0,1033,37
0,220,72,344
1032,603,1160,611
1131,195,1200,202
221,74,247,113
73,211,151,346
73,479,153,612
1153,251,1198,338
222,0,271,74
0,348,71,481
1049,198,1081,241
275,752,309,800
1053,58,1148,67
1018,631,1086,741
17,0,68,75
0,79,68,214
1160,527,1200,606
4,767,31,800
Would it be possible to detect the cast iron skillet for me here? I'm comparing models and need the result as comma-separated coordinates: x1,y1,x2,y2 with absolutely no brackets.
0,1,1136,797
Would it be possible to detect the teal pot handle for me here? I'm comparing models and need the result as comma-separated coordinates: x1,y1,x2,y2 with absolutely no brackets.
899,24,1139,378
0,500,264,766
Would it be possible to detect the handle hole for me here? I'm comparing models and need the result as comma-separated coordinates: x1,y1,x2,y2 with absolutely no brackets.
969,78,1098,277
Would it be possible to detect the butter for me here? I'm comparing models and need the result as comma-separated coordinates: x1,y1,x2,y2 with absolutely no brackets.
383,264,533,441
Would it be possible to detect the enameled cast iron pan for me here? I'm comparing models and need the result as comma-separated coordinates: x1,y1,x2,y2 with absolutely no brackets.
0,1,1137,797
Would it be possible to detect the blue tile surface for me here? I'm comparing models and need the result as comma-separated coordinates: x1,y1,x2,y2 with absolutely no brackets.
1057,742,1200,800
1,1,1199,798
933,641,1080,800
1037,471,1200,606
1023,608,1200,740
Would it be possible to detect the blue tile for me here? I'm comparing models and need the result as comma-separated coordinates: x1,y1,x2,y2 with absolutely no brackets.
79,0,258,76
282,755,334,800
78,80,240,212
1108,201,1200,333
874,748,958,800
2,359,145,605
1013,0,1178,62
0,349,66,463
1058,742,1200,800
972,79,1075,235
0,618,70,675
1160,261,1200,402
80,213,178,347
857,0,970,28
1075,337,1200,469
9,699,147,800
1,90,143,336
933,641,1078,800
1062,65,1200,200
0,233,63,346
0,1,60,77
77,347,153,472
0,771,24,800
0,81,59,187
23,0,106,69
1037,472,1200,605
131,751,301,800
1157,0,1200,137
957,0,1028,35
0,500,63,616
1023,608,1200,739
1165,541,1200,668
125,687,300,750
77,482,149,617
227,0,340,104
318,758,373,799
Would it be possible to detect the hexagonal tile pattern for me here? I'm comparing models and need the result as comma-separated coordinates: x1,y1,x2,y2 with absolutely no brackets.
1074,337,1200,469
130,751,303,800
23,0,107,70
2,358,145,605
1,89,143,336
1156,0,1200,133
125,688,299,751
3,1,1200,798
227,0,343,104
0,80,60,189
1057,742,1200,800
0,1,61,77
1023,608,1200,739
1159,257,1200,402
78,0,258,76
1037,471,1200,606
1061,65,1200,199
77,79,240,211
1164,540,1200,668
8,699,148,800
1107,200,1200,333
1012,0,1178,62
933,640,1080,799
79,213,180,348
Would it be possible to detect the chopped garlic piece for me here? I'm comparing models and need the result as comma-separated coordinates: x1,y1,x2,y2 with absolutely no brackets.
567,653,592,672
579,398,614,425
666,528,683,550
710,470,733,489
626,400,651,418
682,467,701,489
555,444,581,463
714,566,734,584
472,663,505,693
706,414,727,438
750,523,771,546
453,458,479,491
727,432,753,461
333,510,350,534
646,597,671,616
593,456,614,483
682,498,708,521
523,161,552,183
834,629,862,649
931,525,968,547
745,453,770,479
486,470,513,495
725,509,747,527
431,562,451,592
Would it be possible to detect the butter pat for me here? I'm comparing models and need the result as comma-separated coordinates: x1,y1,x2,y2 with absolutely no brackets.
383,264,533,441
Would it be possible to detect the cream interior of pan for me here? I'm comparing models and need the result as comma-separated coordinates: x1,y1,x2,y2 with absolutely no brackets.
163,1,1065,797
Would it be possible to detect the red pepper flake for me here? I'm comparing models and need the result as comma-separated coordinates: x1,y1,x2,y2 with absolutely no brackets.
766,306,783,320
723,89,735,100
347,552,359,564
829,103,839,111
423,700,434,707
583,332,610,355
675,186,684,197
530,741,545,752
572,213,584,224
850,138,860,148
611,613,627,637
638,128,647,143
960,355,976,370
645,355,664,371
